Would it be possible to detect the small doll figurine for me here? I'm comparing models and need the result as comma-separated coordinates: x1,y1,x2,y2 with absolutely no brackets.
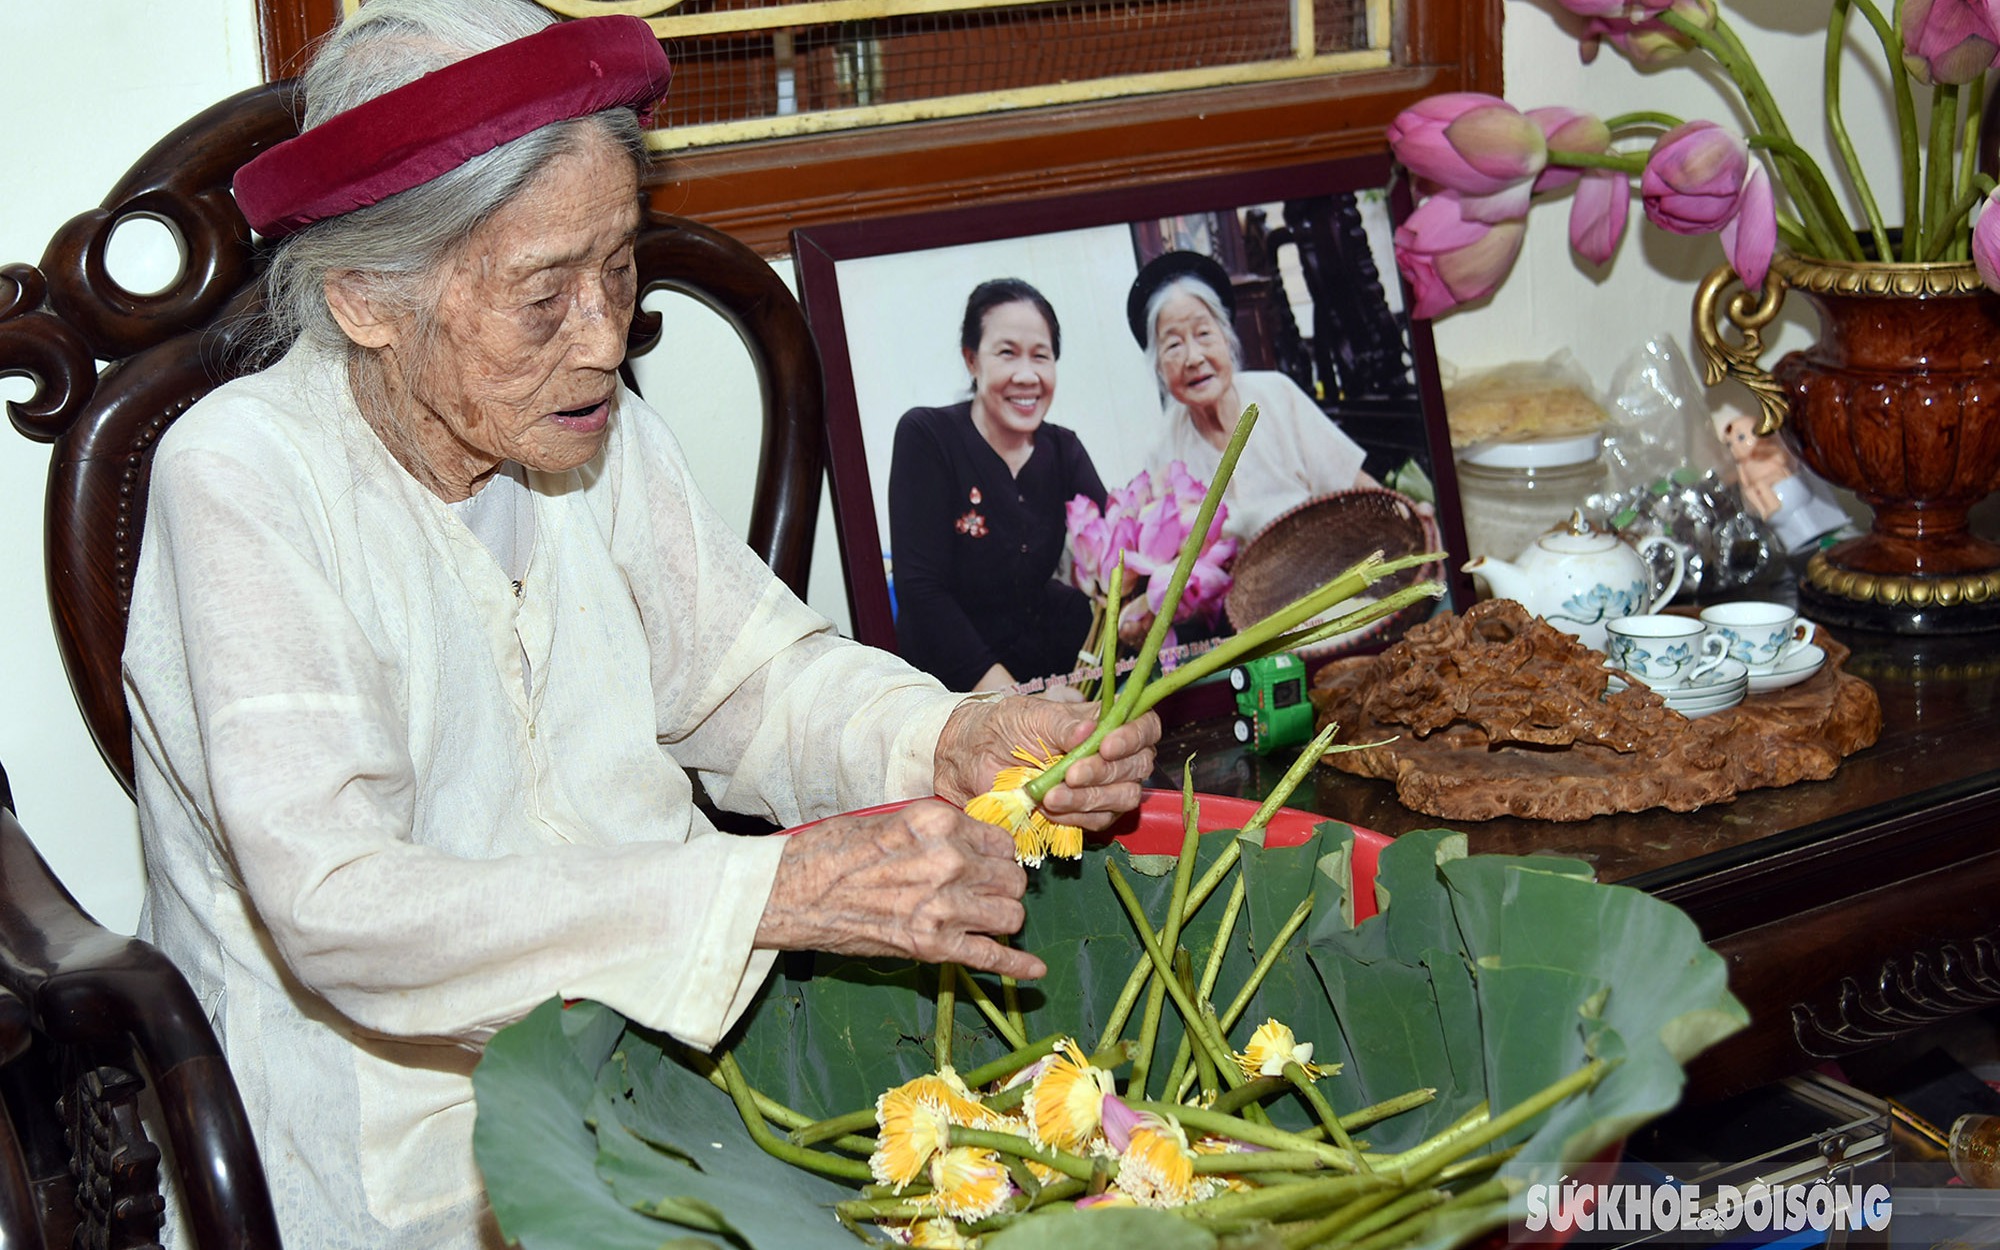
1715,408,1852,552
1720,412,1792,519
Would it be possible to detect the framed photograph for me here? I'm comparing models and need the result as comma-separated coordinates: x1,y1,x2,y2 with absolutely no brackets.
792,154,1472,698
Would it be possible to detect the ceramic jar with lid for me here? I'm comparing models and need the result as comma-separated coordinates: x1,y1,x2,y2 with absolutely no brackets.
1456,432,1608,561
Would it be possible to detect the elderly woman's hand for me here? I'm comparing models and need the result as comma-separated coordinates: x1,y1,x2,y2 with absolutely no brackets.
756,800,1046,980
934,696,1162,831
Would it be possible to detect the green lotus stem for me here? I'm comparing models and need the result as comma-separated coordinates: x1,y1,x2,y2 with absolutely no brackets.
1129,553,1442,719
1286,1060,1370,1176
1165,871,1246,1099
1095,836,1241,1061
1214,897,1315,1038
715,1052,875,1182
961,1032,1067,1088
1177,1171,1394,1223
998,939,1028,1045
1126,1099,1361,1170
1433,1144,1519,1184
1824,0,1892,261
1371,1098,1485,1173
934,963,957,1069
1190,1149,1331,1175
836,1195,937,1219
1920,83,1956,258
1098,559,1125,715
1245,720,1343,834
1303,1087,1438,1138
1603,110,1683,132
1777,217,1815,256
948,1126,1097,1183
1956,73,1987,262
1190,997,1224,1103
1246,580,1446,664
1106,860,1246,1092
1205,1073,1289,1116
1346,1179,1511,1250
1132,764,1205,1096
955,964,1028,1051
963,1177,1088,1226
1543,148,1645,174
685,1053,881,1155
1391,1059,1611,1183
1313,1185,1451,1249
1020,405,1262,807
1842,0,1922,257
1923,178,1997,261
1748,134,1864,265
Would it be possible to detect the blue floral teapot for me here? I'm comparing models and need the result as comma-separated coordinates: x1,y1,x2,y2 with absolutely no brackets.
1461,510,1685,652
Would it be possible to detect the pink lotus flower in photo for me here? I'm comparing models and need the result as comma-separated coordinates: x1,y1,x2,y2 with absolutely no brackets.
1386,93,1547,222
1067,464,1235,638
1899,0,2000,84
1641,121,1750,236
1392,190,1528,319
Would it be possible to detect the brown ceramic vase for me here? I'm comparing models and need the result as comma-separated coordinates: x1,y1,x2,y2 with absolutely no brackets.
1696,253,2000,632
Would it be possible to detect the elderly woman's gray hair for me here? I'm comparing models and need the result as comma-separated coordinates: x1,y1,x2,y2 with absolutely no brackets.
1141,274,1244,401
261,0,647,355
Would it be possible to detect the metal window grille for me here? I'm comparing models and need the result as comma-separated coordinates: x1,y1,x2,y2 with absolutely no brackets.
522,0,1393,150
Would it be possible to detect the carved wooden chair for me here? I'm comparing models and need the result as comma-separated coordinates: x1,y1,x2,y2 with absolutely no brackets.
0,80,827,1248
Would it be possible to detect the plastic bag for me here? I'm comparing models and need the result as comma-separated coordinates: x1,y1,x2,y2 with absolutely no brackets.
1441,350,1607,450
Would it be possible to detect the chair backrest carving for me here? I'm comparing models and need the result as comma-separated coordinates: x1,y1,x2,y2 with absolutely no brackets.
3,83,826,796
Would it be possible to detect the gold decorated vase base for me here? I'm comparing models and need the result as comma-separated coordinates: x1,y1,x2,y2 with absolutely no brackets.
1801,552,2000,635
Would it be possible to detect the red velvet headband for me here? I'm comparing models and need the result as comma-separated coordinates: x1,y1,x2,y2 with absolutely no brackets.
234,15,672,240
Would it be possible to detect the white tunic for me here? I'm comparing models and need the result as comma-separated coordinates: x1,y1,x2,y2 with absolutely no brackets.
124,341,962,1248
1145,370,1369,544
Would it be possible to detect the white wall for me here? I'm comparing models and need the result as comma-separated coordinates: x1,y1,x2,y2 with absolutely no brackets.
0,2,1899,933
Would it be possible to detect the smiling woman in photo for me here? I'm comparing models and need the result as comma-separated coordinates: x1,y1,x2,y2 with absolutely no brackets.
888,278,1108,692
1129,251,1378,544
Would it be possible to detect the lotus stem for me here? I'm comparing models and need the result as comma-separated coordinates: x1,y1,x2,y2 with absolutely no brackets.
1106,860,1245,1092
1249,580,1445,661
1190,1149,1332,1175
1244,720,1344,835
1823,0,1892,261
1126,1099,1362,1170
789,1033,1065,1147
1542,148,1645,174
1165,871,1246,1099
1286,1060,1371,1176
1214,897,1315,1037
955,964,1028,1051
960,1033,1066,1089
1177,1171,1394,1223
1099,559,1124,715
715,1052,875,1181
934,963,957,1069
1301,1087,1438,1139
948,1126,1097,1183
1956,72,1986,262
1285,1184,1448,1250
1392,1059,1611,1183
1133,763,1205,1096
1602,110,1683,132
1924,83,1958,258
1349,1179,1512,1250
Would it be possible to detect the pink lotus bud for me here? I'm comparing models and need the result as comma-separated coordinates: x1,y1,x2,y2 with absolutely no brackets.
1529,107,1612,193
1641,121,1750,236
1569,168,1631,266
1393,191,1527,320
1720,163,1776,290
1900,0,2000,84
1972,189,2000,293
1388,93,1547,219
1579,0,1713,65
1100,1094,1143,1153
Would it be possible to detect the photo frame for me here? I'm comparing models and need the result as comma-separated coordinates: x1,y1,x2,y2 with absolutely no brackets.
793,154,1473,699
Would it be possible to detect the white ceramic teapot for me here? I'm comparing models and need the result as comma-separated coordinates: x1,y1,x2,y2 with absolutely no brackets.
1461,510,1686,652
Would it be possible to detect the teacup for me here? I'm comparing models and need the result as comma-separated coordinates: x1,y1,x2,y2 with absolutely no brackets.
1605,614,1730,689
1698,601,1817,672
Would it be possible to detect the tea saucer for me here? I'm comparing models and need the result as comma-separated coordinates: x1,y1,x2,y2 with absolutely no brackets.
1746,644,1828,694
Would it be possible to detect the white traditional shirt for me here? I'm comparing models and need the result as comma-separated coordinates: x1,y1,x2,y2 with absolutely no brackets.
124,340,962,1248
1145,370,1369,544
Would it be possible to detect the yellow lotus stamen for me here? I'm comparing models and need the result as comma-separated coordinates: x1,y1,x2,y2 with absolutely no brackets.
889,1216,978,1248
1234,1018,1334,1081
870,1088,955,1190
1112,1113,1219,1208
1022,1038,1115,1153
963,740,1083,866
871,1068,1003,1190
1192,1135,1258,1193
929,1146,1014,1221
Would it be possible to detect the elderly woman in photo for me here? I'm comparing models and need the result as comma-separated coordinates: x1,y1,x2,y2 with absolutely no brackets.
890,278,1107,693
123,3,1156,1246
1128,251,1378,544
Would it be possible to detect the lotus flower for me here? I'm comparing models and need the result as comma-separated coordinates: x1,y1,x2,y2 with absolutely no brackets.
1393,190,1527,320
1570,169,1631,265
1067,464,1234,635
1641,121,1750,236
1579,0,1715,66
1529,106,1611,193
1900,0,2000,84
1386,93,1547,222
1720,162,1776,290
1974,190,2000,291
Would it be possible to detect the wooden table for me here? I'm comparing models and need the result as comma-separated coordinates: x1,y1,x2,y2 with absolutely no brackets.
1149,585,2000,1104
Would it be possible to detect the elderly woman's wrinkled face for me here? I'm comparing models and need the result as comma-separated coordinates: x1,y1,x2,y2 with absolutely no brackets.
393,130,641,494
963,299,1057,442
1153,290,1235,410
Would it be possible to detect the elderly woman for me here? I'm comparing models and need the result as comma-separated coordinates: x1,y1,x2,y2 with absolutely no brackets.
122,2,1156,1246
889,278,1106,693
1127,251,1378,544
